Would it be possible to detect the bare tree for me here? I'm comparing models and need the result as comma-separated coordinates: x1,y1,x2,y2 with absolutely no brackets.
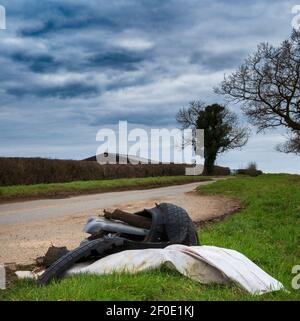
176,101,249,175
216,30,300,152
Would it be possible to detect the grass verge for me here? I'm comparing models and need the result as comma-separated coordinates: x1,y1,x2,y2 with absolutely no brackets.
1,174,299,300
0,176,211,203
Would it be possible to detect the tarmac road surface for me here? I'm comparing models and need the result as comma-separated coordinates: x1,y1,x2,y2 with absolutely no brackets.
0,181,215,225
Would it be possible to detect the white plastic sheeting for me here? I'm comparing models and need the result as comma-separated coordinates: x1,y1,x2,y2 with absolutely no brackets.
66,245,284,295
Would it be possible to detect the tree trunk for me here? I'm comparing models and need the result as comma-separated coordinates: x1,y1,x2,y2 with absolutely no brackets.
203,153,216,176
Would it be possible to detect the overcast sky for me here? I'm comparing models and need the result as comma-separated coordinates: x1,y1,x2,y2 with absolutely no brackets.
0,0,299,173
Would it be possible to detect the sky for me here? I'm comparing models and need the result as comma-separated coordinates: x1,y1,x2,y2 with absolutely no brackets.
0,0,299,173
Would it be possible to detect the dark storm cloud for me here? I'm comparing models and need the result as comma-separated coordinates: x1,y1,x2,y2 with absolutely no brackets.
88,51,148,70
8,48,147,74
10,52,61,73
0,0,299,172
15,0,177,38
20,11,117,37
0,0,292,107
6,82,100,99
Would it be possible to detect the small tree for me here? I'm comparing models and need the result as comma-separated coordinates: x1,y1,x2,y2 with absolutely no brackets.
245,162,261,177
176,101,249,175
216,30,300,153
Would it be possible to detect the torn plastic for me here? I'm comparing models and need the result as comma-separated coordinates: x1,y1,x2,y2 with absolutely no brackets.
84,217,149,236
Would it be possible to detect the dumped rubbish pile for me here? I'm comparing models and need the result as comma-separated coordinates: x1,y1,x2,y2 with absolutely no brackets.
11,203,284,295
37,203,199,285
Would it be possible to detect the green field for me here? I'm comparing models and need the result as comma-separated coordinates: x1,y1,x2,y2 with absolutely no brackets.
0,176,211,203
1,174,299,301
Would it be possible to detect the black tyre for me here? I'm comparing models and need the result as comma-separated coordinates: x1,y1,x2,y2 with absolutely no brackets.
37,237,125,286
147,203,199,245
37,237,168,286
